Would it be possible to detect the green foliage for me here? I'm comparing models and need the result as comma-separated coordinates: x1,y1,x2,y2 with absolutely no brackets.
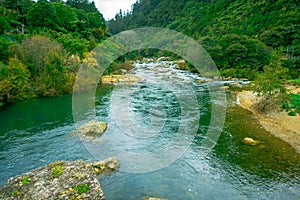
36,50,69,96
282,94,300,116
21,176,30,185
253,52,288,96
66,0,97,13
199,34,272,79
282,58,300,79
52,165,63,178
87,11,106,29
252,51,290,112
288,79,300,85
0,16,10,34
56,33,89,57
288,111,297,116
0,58,30,104
73,184,89,194
0,37,10,63
27,0,58,31
12,189,20,196
53,2,78,32
0,0,108,106
15,35,64,75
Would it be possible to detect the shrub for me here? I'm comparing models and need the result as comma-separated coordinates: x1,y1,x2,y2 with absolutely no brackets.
0,58,30,104
252,51,290,112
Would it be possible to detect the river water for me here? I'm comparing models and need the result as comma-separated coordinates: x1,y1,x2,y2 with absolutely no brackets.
0,61,299,199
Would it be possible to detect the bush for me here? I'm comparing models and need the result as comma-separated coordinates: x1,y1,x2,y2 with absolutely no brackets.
0,37,10,63
0,16,10,34
252,51,290,112
0,58,31,104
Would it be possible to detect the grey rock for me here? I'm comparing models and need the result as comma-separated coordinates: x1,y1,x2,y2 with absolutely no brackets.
0,160,106,200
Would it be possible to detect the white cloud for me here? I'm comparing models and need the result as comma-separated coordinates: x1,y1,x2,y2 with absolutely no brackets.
95,0,137,20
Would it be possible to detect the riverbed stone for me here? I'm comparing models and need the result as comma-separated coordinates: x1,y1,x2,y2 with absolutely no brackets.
0,160,107,200
74,120,107,137
242,137,260,145
101,75,141,84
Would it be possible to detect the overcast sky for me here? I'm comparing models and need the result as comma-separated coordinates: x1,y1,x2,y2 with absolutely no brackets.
95,0,137,20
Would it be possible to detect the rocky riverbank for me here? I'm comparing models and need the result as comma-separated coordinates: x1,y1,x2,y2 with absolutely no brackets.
0,157,119,200
237,90,300,154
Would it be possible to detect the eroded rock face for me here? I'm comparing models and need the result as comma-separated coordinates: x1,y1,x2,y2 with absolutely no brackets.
74,120,107,137
0,160,106,200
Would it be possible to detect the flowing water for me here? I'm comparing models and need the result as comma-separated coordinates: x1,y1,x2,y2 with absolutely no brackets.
0,61,299,200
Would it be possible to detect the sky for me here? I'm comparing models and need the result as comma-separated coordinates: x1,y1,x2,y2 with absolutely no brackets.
95,0,137,20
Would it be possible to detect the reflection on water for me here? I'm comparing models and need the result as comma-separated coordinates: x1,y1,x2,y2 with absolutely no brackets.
0,61,299,199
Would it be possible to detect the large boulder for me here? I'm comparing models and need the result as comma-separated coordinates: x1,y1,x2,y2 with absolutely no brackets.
0,160,106,200
74,120,107,137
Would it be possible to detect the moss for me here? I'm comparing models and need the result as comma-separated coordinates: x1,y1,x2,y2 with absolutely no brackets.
73,184,89,194
52,165,63,178
21,177,30,185
12,189,20,196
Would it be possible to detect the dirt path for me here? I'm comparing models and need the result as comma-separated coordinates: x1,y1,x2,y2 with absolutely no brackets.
237,90,300,154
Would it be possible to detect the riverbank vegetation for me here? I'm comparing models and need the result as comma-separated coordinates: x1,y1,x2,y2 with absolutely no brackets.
108,0,299,79
0,0,108,106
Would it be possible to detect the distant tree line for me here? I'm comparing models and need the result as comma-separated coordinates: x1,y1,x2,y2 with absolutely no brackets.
108,0,300,79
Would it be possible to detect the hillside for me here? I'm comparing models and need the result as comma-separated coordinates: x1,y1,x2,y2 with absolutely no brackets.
108,0,300,79
0,0,108,106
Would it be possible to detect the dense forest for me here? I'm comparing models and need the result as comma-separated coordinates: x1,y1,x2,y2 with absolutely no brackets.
0,0,108,106
0,0,299,108
109,0,300,79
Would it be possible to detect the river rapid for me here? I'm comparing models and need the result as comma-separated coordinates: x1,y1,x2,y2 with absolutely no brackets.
0,60,299,199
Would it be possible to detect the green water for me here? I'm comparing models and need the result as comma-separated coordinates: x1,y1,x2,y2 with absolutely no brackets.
0,63,299,199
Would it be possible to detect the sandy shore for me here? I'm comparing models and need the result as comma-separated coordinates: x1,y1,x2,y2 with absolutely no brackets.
237,90,300,154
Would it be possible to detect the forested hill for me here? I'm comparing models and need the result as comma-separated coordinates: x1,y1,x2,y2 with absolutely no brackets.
0,0,108,106
108,0,300,79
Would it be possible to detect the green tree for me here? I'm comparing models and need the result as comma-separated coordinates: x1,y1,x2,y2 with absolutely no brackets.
26,0,58,31
87,11,106,29
0,16,10,33
0,37,10,63
53,2,78,32
0,58,30,104
56,33,89,57
12,35,64,75
252,51,289,112
36,49,69,96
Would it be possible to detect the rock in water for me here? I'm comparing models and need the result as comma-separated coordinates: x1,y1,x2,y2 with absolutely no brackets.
101,75,141,84
242,137,260,145
0,160,106,200
74,120,107,137
88,157,120,176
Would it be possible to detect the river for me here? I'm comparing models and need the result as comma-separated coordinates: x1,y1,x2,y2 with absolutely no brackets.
0,60,299,199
